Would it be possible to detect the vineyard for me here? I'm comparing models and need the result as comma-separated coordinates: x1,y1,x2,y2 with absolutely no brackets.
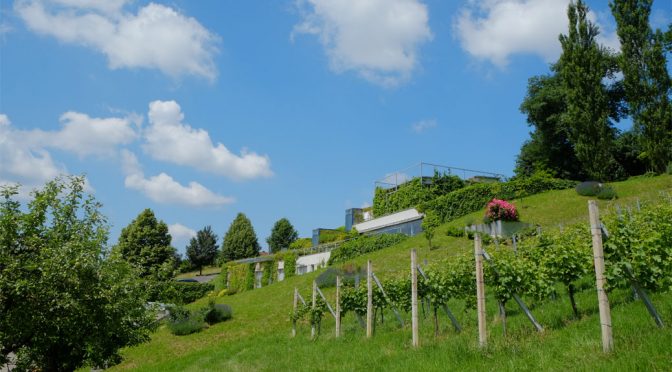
111,175,672,371
292,199,671,345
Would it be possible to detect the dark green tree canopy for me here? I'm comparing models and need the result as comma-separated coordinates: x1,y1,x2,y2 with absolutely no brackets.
186,225,219,275
221,213,260,262
115,208,176,278
0,177,155,371
266,218,298,253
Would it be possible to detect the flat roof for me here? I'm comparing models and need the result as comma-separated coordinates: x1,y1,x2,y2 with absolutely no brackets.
353,208,423,234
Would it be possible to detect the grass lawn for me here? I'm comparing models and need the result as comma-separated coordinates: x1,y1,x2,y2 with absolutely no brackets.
111,175,672,371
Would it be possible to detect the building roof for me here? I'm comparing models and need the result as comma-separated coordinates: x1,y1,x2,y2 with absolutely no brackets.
353,208,424,234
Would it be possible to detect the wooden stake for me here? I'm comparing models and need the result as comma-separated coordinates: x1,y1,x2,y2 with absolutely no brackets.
367,260,373,338
588,201,613,353
336,276,341,338
475,234,487,348
411,249,419,347
311,281,317,339
292,288,298,337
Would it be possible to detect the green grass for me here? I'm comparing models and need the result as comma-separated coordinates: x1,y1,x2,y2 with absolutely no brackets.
111,175,672,371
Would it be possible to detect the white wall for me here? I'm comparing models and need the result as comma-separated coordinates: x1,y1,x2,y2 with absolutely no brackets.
296,251,331,274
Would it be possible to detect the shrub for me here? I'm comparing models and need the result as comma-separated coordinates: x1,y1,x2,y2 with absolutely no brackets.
203,303,233,325
373,173,466,217
484,199,519,222
169,281,214,304
596,185,618,200
328,233,408,265
166,306,205,336
289,238,312,250
445,225,466,238
419,174,575,224
666,162,672,175
576,181,602,196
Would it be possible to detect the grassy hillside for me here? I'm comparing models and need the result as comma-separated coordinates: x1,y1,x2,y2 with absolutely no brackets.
111,175,672,371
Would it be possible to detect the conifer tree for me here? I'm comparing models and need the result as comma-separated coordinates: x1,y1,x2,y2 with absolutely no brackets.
221,213,260,262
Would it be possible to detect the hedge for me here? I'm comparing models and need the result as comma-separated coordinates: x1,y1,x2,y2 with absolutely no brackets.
328,233,408,265
163,282,214,304
373,173,465,217
418,175,576,223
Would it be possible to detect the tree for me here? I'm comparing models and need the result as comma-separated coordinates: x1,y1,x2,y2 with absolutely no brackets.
115,208,176,279
558,0,622,181
266,218,298,253
186,226,219,275
422,210,440,250
611,0,672,173
221,213,260,262
0,177,155,370
516,74,585,180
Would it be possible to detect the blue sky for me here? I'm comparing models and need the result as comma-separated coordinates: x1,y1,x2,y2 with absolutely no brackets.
0,0,669,254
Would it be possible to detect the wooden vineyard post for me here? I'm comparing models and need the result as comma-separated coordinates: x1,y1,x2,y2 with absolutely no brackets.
336,275,341,338
411,249,419,348
367,260,373,338
292,288,298,337
475,234,487,348
311,281,317,339
588,201,613,353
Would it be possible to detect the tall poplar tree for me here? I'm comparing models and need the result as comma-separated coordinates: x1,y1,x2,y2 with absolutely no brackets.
611,0,672,173
558,0,621,181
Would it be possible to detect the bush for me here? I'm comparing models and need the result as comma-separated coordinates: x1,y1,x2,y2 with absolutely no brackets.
328,233,408,265
167,281,214,304
576,181,602,196
166,306,205,336
667,162,672,175
419,174,575,224
445,225,466,238
596,185,618,200
373,172,466,217
289,238,312,250
484,199,519,223
203,302,233,325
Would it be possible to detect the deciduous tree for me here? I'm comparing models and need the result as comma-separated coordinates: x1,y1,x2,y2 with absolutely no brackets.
266,218,298,253
186,226,219,275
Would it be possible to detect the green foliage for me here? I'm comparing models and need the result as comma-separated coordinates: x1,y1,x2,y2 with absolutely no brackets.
0,177,155,370
315,267,342,288
516,74,585,180
266,218,298,253
667,162,672,175
261,260,273,286
115,208,177,281
318,229,348,244
328,233,408,265
575,181,602,196
419,174,576,224
186,226,219,276
289,237,312,250
611,0,672,173
203,302,233,325
373,172,466,216
167,306,205,336
164,281,214,304
558,0,622,181
422,209,440,249
224,263,255,295
597,185,618,200
445,225,466,238
221,213,260,262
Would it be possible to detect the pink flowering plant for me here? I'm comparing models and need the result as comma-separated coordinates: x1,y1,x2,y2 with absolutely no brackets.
484,199,519,223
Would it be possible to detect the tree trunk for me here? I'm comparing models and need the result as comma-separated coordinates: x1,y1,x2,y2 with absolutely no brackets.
568,283,579,318
199,266,203,276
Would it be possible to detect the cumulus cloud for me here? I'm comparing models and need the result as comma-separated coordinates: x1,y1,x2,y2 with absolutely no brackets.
143,100,273,180
121,150,234,207
28,111,140,157
0,114,66,188
168,223,197,242
292,0,432,86
455,0,619,67
16,0,219,80
411,119,437,133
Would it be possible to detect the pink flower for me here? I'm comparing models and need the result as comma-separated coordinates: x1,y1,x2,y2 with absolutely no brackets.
485,199,519,222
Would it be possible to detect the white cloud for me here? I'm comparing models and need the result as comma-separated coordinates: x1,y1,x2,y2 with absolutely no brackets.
455,0,619,67
0,114,65,188
411,119,437,133
16,0,219,81
28,111,140,157
143,100,273,180
121,150,234,207
168,223,197,242
292,0,432,86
